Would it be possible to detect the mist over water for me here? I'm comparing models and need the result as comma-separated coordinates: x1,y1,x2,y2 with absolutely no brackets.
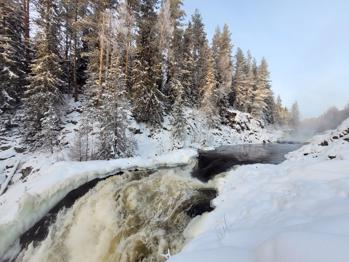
289,104,349,142
15,169,216,262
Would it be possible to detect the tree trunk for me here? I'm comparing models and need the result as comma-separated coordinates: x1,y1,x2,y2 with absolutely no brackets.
23,0,30,61
73,0,78,101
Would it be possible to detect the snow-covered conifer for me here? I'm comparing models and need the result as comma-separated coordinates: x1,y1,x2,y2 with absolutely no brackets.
212,24,233,114
131,0,165,126
97,46,135,159
116,0,136,91
251,58,273,120
24,0,63,148
190,10,209,106
170,77,187,145
157,0,174,91
232,48,248,112
0,0,27,111
200,48,218,128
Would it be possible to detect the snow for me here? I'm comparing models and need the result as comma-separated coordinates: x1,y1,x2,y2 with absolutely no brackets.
0,97,281,187
133,107,281,157
0,148,197,258
169,118,349,262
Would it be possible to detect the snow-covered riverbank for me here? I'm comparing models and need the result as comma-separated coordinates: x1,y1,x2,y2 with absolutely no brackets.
0,97,283,192
170,119,349,262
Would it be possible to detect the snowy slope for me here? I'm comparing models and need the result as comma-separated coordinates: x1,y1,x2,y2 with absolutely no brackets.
133,107,281,157
169,118,349,262
0,149,197,259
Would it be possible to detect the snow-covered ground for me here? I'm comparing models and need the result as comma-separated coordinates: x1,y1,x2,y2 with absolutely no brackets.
169,118,349,262
0,149,197,259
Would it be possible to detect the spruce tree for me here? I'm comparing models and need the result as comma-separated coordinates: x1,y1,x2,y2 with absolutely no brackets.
97,47,135,159
132,0,165,126
24,0,63,149
181,22,195,105
212,24,233,114
232,48,247,112
0,0,27,112
200,48,218,128
251,58,273,120
170,76,187,145
190,9,208,106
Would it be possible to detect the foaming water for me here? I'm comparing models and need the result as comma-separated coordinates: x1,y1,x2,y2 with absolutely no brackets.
16,169,216,262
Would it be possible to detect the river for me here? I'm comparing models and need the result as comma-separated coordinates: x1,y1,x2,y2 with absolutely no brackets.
8,143,301,262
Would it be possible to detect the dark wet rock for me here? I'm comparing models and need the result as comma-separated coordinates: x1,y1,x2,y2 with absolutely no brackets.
332,136,339,140
21,167,33,178
344,138,349,143
186,189,217,218
130,128,142,135
328,155,337,160
0,145,11,151
320,141,329,146
14,147,26,153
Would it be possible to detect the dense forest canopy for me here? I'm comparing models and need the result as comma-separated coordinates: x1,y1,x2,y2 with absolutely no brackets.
0,0,297,158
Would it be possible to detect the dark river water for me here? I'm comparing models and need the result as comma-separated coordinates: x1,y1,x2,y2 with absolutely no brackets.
193,143,302,182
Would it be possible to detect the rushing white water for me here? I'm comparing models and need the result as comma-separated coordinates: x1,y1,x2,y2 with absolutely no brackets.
16,169,215,262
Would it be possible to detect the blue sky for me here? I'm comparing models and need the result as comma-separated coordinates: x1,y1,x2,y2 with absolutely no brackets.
183,0,349,118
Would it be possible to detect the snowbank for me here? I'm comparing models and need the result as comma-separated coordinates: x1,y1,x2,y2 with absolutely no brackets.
169,119,349,262
0,149,197,258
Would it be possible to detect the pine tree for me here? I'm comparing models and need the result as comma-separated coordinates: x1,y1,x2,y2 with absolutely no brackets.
132,0,165,126
0,0,27,112
60,0,90,101
24,0,63,149
81,1,118,106
157,0,174,92
116,0,136,92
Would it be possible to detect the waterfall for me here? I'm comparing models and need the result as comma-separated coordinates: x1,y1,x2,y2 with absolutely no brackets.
15,169,216,262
